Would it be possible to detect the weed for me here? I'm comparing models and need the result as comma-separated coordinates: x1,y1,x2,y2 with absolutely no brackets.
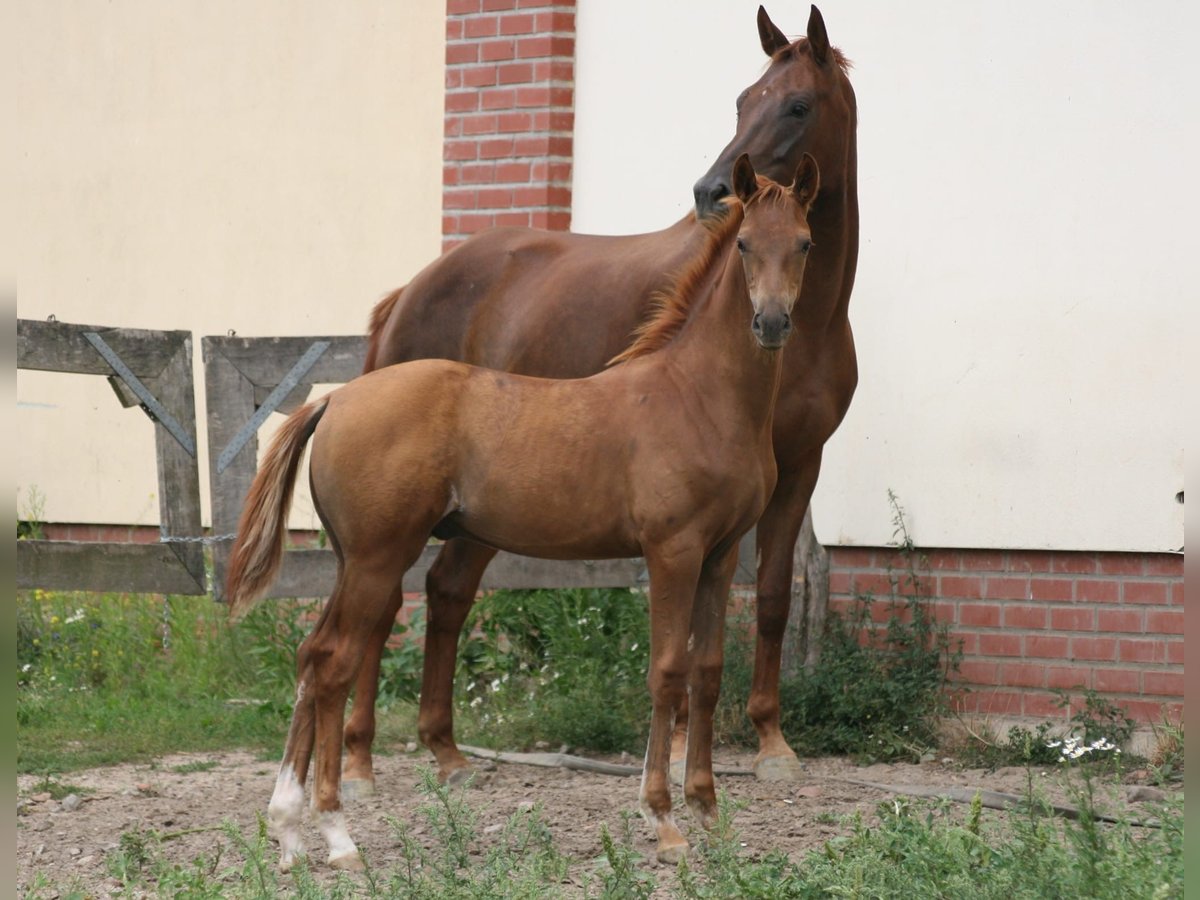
592,813,656,899
1148,715,1183,784
453,587,652,754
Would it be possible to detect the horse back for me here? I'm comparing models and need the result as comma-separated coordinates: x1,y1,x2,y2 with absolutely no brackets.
369,219,703,379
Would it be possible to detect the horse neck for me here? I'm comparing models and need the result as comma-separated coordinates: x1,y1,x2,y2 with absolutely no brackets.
666,248,783,432
802,115,859,331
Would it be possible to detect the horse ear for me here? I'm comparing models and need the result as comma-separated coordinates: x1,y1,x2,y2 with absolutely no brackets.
807,5,830,65
732,154,758,203
791,153,820,210
757,6,791,56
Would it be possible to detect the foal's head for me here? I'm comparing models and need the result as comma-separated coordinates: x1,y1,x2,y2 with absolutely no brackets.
731,152,819,349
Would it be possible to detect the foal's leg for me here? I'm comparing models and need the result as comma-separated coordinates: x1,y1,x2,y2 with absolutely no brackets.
306,556,413,870
342,578,410,799
683,546,739,830
746,455,821,780
268,627,321,872
417,539,498,783
639,543,702,865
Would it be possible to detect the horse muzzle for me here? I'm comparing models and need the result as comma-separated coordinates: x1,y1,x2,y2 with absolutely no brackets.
693,174,731,219
751,310,792,349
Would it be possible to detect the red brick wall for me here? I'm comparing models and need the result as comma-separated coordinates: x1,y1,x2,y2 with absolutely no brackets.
829,547,1184,723
442,0,575,250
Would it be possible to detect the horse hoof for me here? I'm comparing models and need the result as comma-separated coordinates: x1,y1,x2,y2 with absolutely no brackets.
444,765,475,787
328,850,365,872
668,758,686,786
656,840,689,866
753,753,805,782
341,777,376,801
278,850,305,874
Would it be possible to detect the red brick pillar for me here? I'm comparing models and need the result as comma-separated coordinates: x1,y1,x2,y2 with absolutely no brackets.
443,0,576,251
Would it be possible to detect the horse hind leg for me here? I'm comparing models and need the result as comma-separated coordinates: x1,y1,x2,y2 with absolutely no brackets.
416,538,498,784
341,579,408,800
268,629,320,872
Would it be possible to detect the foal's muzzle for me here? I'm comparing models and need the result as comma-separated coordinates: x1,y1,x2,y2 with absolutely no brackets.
752,311,792,349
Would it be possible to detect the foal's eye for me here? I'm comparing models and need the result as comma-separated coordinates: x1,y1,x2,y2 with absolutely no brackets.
800,239,813,255
736,238,748,254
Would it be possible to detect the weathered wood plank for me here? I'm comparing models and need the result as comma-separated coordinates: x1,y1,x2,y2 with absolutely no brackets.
203,339,259,601
17,319,186,377
263,546,655,600
206,335,367,388
146,338,206,593
256,541,769,601
17,541,209,595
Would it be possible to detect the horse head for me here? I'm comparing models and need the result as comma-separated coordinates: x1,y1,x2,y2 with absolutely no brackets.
694,5,854,219
731,152,819,349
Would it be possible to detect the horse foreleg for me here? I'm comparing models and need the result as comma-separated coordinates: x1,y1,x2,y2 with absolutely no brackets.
639,543,702,865
683,546,738,830
416,539,497,784
747,458,820,781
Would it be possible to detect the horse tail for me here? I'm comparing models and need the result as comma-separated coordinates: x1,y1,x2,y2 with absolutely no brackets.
226,396,330,619
363,285,404,374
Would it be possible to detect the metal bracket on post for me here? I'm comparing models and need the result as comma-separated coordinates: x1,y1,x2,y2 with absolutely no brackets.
216,340,331,474
83,331,197,458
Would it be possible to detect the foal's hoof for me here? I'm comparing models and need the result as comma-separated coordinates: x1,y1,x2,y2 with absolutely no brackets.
341,777,376,801
278,850,305,874
656,839,690,866
753,752,805,782
328,850,365,872
668,758,686,786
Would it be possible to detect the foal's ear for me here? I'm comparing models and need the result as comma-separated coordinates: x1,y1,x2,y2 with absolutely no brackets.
757,6,791,56
807,5,830,66
732,154,758,203
791,153,820,210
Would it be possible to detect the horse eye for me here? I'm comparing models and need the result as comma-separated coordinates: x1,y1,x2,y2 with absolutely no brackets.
736,238,748,254
791,101,809,118
800,240,813,255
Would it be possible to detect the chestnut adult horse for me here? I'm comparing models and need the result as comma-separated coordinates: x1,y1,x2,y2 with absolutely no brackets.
348,4,858,790
228,157,820,869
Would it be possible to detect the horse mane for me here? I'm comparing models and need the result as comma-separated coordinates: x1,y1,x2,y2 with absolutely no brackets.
773,38,852,74
362,285,404,373
608,196,751,366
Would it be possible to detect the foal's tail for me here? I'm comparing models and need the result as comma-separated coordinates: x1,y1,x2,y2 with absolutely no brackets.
362,285,404,374
226,397,330,619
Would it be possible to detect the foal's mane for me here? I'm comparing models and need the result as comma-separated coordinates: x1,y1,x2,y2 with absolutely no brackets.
608,201,742,366
609,176,793,366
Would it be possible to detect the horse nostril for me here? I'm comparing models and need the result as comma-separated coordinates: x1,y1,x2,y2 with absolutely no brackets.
752,313,763,334
693,178,731,217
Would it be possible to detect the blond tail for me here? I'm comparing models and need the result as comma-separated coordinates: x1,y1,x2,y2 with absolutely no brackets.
225,397,330,618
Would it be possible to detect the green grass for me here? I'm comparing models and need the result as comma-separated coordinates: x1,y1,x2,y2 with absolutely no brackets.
23,769,1185,899
17,590,295,772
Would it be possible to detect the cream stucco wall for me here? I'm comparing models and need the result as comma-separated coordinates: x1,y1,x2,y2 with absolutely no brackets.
573,0,1193,552
16,1,444,528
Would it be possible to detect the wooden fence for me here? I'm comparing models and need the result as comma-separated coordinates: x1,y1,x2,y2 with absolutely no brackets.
16,319,207,595
18,319,755,600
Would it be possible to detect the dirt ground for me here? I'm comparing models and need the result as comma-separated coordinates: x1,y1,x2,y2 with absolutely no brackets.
16,744,1171,897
